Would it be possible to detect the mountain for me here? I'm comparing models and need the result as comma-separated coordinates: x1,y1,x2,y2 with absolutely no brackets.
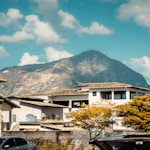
0,50,149,96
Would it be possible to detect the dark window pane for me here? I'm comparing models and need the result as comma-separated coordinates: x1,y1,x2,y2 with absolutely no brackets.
15,138,27,146
93,92,97,96
3,138,15,148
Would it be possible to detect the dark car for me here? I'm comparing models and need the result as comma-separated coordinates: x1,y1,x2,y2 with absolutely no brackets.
0,136,36,150
91,134,150,150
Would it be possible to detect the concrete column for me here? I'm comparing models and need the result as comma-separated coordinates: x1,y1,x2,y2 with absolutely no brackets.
111,91,114,101
99,92,102,101
0,102,2,136
68,100,72,109
126,89,130,100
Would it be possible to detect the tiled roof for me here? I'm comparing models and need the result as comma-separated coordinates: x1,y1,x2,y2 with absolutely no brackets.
78,82,131,88
33,89,88,96
0,95,20,108
78,82,150,91
19,100,67,108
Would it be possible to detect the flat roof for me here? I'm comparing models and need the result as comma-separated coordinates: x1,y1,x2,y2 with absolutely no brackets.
8,95,47,101
78,82,150,91
33,89,88,97
19,100,67,108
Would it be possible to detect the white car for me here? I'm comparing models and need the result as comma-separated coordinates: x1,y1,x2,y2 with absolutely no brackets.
0,136,36,150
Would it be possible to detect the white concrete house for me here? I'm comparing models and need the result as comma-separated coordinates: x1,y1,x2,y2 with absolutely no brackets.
47,82,149,131
48,82,149,108
4,82,150,132
78,82,149,104
77,82,150,132
6,96,67,123
0,77,19,135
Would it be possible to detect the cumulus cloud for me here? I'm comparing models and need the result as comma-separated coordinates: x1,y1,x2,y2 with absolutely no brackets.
45,47,73,62
78,22,113,35
117,0,150,30
58,10,113,35
123,56,150,84
0,31,34,43
30,0,59,19
0,46,9,58
24,14,67,44
0,14,66,44
58,10,79,29
18,52,41,66
0,8,23,28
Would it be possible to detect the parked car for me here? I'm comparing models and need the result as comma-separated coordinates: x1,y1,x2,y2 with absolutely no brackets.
0,136,36,150
91,134,150,150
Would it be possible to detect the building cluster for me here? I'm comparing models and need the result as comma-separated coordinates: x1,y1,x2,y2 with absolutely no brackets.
0,77,150,135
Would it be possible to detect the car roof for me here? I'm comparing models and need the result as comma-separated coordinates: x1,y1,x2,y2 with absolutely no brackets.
96,134,150,142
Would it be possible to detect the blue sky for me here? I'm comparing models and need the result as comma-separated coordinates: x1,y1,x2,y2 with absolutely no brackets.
0,0,150,84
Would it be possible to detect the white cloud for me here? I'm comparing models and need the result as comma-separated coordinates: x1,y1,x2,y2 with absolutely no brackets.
0,46,9,58
30,0,59,19
123,56,150,84
0,14,66,44
0,31,34,43
45,47,73,62
18,52,41,66
78,21,113,35
58,10,79,29
0,8,23,28
58,10,113,35
117,0,150,29
24,14,67,44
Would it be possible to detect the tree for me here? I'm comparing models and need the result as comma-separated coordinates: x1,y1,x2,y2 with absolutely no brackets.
117,94,150,132
68,103,115,141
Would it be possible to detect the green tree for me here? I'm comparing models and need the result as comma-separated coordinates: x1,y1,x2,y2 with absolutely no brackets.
68,103,115,141
117,94,150,131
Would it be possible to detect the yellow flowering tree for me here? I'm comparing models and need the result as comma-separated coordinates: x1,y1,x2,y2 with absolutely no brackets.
68,103,115,140
117,94,150,131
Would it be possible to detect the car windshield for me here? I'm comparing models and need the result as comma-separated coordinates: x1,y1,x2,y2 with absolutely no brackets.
105,141,150,150
0,138,6,145
92,134,150,150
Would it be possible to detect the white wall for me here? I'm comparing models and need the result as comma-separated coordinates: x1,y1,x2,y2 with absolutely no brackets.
88,90,101,104
11,100,42,122
52,95,88,102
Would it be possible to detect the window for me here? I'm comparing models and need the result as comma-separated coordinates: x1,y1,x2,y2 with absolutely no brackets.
53,101,69,106
92,92,97,96
15,138,27,146
2,138,15,148
26,114,37,122
101,91,111,100
12,114,16,122
72,100,88,108
114,91,126,99
130,92,137,99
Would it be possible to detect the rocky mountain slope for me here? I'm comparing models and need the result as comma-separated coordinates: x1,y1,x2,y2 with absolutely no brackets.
0,50,149,96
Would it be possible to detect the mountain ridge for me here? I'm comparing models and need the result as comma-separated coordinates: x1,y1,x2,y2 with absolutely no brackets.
0,50,149,96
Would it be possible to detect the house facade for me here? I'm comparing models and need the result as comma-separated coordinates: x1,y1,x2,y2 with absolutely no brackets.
6,96,67,123
79,82,149,104
4,82,150,132
47,82,149,131
0,77,20,135
48,82,149,108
